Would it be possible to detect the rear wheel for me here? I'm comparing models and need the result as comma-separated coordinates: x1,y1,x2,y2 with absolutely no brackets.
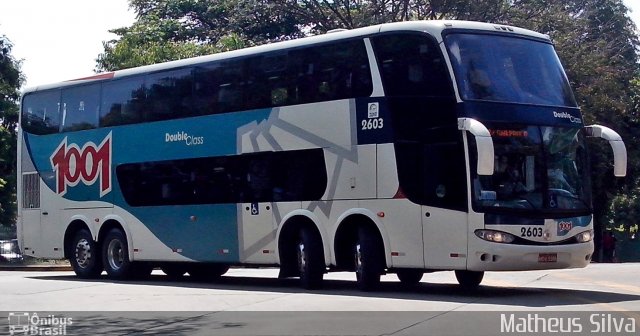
188,264,230,281
69,229,103,278
162,264,188,279
102,228,133,280
455,270,484,290
354,226,384,291
297,227,325,289
131,263,154,280
396,269,423,286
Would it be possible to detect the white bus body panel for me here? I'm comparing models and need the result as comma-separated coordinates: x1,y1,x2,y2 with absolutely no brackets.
359,199,424,268
423,207,468,269
467,237,592,271
238,202,278,264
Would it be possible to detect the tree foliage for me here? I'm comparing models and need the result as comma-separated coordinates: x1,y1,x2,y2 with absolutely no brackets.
97,0,639,231
96,0,301,71
0,35,23,226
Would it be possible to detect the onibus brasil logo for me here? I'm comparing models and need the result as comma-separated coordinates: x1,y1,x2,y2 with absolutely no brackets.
8,312,73,336
49,132,112,197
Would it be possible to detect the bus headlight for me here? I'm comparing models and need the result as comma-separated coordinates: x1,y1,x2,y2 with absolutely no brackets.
575,230,593,243
475,230,515,244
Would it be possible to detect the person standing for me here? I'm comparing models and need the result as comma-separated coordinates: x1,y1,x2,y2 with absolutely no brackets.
602,231,617,262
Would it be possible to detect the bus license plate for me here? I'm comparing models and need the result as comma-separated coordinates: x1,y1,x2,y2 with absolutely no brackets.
538,253,557,263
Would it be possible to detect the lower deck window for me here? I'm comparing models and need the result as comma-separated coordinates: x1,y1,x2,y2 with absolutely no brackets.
116,149,327,206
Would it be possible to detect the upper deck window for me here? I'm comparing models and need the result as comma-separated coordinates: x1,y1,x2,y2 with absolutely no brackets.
21,90,61,135
446,33,577,107
61,84,100,131
372,33,454,98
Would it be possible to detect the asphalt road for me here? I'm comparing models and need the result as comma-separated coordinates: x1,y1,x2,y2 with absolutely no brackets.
1,263,639,335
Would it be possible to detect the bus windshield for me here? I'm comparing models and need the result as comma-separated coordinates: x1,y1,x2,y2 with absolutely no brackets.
446,33,577,107
473,125,591,214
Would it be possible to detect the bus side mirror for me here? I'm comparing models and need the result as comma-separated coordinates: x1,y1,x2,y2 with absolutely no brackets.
585,125,627,177
458,118,494,176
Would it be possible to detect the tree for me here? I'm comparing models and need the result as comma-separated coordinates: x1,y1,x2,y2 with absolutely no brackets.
0,34,23,226
96,0,302,71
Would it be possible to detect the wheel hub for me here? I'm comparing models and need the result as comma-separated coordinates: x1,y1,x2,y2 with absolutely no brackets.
354,244,363,277
297,242,306,273
107,239,124,271
75,239,92,268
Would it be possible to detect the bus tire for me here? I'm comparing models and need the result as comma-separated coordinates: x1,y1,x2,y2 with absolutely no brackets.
396,269,423,286
354,226,383,291
188,263,229,281
297,227,324,290
131,262,154,280
455,270,484,290
162,264,187,279
69,229,103,278
102,228,133,280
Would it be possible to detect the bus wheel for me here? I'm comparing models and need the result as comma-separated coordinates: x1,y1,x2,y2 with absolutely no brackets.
162,264,187,279
297,227,324,289
188,264,229,281
354,226,383,291
70,229,103,278
102,228,132,280
131,263,154,280
455,270,484,290
396,269,423,286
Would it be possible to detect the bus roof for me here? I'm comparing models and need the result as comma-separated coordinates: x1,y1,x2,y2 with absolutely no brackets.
23,20,549,94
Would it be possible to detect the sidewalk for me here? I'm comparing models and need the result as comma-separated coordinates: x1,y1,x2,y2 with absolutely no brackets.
0,263,72,271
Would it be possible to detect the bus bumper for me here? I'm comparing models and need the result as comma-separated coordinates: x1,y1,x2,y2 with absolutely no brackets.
466,239,594,271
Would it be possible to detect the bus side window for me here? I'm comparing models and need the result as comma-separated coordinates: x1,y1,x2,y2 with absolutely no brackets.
372,33,453,98
145,68,194,121
21,90,61,135
218,60,246,113
194,63,222,116
100,77,145,127
289,40,372,105
116,149,327,206
61,84,100,132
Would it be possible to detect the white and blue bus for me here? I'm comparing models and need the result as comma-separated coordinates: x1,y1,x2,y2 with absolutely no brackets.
17,21,626,290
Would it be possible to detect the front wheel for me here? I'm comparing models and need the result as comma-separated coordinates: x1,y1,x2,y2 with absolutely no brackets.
102,228,133,280
396,269,423,286
297,227,325,289
354,226,384,291
69,229,103,278
455,270,484,290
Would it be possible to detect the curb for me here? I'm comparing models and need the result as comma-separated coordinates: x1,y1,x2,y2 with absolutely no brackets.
0,265,73,271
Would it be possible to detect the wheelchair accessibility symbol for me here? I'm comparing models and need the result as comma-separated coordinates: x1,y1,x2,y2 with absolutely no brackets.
250,203,259,216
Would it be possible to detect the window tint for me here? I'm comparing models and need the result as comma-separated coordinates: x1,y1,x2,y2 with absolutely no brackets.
293,40,373,104
194,63,222,115
193,39,373,115
145,68,194,121
395,140,467,211
446,33,577,107
24,39,374,132
116,149,327,206
100,77,145,126
21,90,61,135
61,84,100,131
373,34,453,97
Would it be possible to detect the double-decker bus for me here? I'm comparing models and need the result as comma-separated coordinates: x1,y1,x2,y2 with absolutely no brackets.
17,20,626,290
